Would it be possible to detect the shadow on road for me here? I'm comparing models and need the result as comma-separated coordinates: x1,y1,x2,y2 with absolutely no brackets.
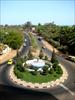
0,84,58,100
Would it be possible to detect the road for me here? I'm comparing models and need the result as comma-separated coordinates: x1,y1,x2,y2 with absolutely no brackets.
0,33,57,100
0,33,75,100
37,38,75,100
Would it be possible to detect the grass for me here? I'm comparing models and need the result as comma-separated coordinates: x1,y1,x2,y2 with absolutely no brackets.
14,67,62,83
29,32,39,49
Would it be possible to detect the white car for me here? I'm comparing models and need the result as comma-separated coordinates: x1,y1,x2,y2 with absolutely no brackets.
25,39,27,42
23,43,26,47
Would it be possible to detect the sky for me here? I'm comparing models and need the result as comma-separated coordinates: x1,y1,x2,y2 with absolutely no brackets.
0,0,75,25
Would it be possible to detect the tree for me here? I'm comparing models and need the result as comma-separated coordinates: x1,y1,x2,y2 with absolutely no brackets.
51,50,59,65
23,21,32,31
39,49,43,59
3,30,23,49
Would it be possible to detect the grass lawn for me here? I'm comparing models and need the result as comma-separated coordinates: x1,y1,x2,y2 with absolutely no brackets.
14,68,62,83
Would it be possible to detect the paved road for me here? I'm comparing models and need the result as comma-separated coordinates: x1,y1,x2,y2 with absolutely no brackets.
0,33,57,100
37,38,75,100
0,33,75,100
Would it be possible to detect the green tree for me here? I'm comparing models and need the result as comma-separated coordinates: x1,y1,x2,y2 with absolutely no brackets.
51,50,59,65
39,49,43,59
3,30,23,49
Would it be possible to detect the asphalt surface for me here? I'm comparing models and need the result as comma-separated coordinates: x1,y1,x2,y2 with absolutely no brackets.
0,33,75,100
37,38,75,100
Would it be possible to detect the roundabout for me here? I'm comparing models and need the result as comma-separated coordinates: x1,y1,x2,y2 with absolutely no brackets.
9,63,68,89
0,32,75,100
6,32,69,90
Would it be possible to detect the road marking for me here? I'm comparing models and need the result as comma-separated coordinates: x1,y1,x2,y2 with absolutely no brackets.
60,84,75,96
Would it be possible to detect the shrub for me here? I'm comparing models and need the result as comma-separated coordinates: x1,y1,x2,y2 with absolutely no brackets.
16,65,25,72
14,67,23,78
42,65,49,75
49,68,54,74
31,67,38,75
52,63,58,71
31,71,37,75
56,66,63,74
15,58,25,72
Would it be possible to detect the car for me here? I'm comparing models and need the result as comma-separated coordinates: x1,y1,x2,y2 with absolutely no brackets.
7,59,13,65
38,37,43,41
23,43,26,47
25,39,27,42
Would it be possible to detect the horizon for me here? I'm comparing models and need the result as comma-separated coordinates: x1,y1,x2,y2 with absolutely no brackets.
1,0,75,25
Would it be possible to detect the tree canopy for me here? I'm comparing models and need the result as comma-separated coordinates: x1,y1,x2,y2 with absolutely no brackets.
35,23,75,55
0,26,23,49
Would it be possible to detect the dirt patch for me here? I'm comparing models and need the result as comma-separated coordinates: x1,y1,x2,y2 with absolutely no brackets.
31,49,40,58
42,40,62,55
0,50,17,64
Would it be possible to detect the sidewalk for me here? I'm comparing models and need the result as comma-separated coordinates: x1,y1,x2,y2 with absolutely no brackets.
42,40,62,55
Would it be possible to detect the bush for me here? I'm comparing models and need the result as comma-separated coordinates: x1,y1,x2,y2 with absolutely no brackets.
31,67,38,75
31,71,37,75
15,58,25,72
53,65,63,74
49,68,54,74
16,65,25,72
56,66,63,74
14,67,23,78
52,63,58,71
42,65,49,75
